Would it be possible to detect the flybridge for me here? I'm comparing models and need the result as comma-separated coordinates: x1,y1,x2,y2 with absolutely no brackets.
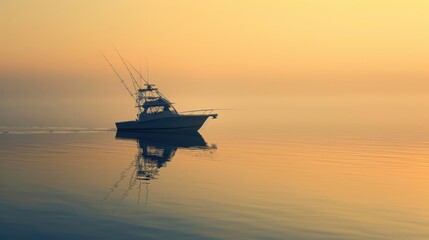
103,48,218,132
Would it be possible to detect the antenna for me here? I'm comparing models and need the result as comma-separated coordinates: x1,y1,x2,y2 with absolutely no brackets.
146,56,149,84
102,53,135,100
140,58,143,87
127,60,149,85
114,46,141,90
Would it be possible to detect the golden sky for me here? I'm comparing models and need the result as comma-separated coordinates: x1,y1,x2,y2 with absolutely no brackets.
1,0,428,127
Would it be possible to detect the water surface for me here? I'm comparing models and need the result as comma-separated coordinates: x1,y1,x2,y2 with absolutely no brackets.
1,128,428,239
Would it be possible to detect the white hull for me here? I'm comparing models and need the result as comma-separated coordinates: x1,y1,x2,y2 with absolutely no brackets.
116,114,210,132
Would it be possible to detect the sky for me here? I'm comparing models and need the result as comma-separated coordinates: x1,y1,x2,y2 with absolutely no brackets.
0,0,428,130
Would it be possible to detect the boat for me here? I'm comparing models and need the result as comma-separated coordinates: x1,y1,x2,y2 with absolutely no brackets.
116,83,217,132
103,50,218,132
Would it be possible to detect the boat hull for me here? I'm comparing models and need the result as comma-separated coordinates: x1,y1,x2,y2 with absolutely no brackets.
115,115,210,132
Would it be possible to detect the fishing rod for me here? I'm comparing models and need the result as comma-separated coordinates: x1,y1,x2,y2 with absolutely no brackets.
102,53,135,101
114,47,141,91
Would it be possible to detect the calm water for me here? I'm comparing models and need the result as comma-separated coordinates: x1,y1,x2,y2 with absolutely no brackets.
1,127,428,239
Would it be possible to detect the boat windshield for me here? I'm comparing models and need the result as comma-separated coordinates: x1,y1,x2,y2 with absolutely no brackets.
144,106,175,114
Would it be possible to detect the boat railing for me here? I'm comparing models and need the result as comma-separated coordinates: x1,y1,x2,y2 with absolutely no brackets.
180,109,216,116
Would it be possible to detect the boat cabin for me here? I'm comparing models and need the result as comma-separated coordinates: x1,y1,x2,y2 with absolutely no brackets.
136,84,178,121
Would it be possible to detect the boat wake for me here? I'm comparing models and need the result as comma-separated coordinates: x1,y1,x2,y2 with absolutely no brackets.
0,126,115,135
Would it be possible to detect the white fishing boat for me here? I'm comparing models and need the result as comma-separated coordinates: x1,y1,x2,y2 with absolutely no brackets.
116,83,217,131
104,50,218,132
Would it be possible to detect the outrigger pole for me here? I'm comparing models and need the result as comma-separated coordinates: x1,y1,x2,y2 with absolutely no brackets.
102,53,135,101
114,47,141,91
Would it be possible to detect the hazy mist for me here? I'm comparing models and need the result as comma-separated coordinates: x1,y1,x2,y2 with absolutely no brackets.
1,0,428,132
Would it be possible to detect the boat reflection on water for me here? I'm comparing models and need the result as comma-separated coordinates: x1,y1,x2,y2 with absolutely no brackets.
116,131,216,181
105,131,216,206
